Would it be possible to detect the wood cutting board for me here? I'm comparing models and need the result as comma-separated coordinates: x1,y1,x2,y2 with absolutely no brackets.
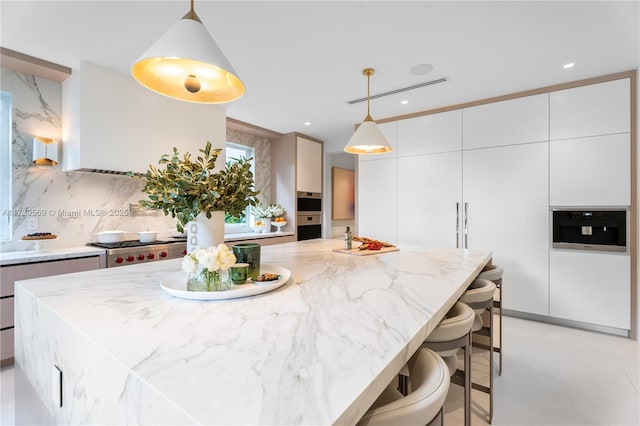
332,246,399,256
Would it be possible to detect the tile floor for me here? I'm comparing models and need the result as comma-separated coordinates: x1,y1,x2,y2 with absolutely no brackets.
1,316,639,425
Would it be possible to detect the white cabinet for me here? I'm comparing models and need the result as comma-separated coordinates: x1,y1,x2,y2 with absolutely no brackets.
357,158,397,243
396,110,462,156
463,142,550,315
63,62,226,174
296,136,323,193
550,133,631,206
463,93,549,149
397,152,462,247
0,256,102,364
550,78,630,140
356,75,633,330
550,250,630,329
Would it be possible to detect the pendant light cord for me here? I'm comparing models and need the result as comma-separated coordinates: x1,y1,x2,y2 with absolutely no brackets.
367,72,371,118
363,68,374,122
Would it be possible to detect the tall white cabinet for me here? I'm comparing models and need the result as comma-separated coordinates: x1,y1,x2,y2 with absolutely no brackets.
548,78,631,330
462,93,550,316
396,110,462,248
463,143,549,315
357,74,634,334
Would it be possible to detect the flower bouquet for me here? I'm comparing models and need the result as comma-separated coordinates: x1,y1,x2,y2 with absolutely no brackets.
182,244,236,291
251,203,286,219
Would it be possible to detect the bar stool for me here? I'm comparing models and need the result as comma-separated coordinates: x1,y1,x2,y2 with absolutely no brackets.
478,264,504,375
422,301,475,426
459,278,496,424
357,348,450,426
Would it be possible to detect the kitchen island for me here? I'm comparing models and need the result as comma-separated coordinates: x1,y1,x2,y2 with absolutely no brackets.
15,238,491,425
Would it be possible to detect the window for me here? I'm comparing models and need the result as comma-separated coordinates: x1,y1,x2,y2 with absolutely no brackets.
0,92,11,241
225,142,255,234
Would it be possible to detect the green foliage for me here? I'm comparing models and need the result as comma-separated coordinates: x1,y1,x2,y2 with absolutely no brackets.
138,141,260,233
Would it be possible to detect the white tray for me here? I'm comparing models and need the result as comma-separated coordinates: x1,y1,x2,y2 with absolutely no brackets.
160,264,290,300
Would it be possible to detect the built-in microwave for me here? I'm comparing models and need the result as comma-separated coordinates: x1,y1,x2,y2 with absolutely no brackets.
297,191,322,240
297,191,322,212
552,208,628,252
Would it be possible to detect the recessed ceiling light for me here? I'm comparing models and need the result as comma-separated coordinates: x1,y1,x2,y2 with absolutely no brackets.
410,64,434,76
304,122,311,126
401,100,408,105
563,62,575,69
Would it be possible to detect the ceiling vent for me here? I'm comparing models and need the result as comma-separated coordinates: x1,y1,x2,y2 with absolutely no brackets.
346,77,448,104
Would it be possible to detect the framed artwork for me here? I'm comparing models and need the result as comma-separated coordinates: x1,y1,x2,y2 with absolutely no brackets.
332,167,355,220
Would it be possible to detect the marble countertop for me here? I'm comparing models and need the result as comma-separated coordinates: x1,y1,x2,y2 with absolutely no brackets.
15,239,491,425
0,246,106,266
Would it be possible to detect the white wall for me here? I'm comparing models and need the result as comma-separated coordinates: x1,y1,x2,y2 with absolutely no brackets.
636,69,639,337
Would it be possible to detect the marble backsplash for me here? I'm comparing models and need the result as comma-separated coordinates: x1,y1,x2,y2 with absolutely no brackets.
1,69,273,252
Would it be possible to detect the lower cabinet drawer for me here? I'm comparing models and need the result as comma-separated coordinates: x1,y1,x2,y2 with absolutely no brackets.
1,297,14,328
1,328,14,361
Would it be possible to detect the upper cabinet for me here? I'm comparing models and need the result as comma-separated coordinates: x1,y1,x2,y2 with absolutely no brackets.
62,62,226,174
296,136,323,193
550,133,630,206
396,109,462,156
462,93,549,149
549,77,631,206
550,78,630,140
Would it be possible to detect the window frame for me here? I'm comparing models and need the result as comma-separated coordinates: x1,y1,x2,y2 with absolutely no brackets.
224,142,255,235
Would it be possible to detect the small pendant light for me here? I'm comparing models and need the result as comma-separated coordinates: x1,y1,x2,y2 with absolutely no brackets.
131,0,245,104
344,68,392,154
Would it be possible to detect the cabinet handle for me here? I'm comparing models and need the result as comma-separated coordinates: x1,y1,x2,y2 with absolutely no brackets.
464,202,469,249
456,202,460,248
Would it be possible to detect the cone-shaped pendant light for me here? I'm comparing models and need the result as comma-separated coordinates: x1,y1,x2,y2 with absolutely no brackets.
344,68,392,154
132,0,245,104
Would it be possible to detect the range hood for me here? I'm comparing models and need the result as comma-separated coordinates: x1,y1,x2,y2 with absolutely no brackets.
62,62,226,174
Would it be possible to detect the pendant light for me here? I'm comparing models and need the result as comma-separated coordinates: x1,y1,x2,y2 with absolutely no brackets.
131,0,245,104
344,68,392,154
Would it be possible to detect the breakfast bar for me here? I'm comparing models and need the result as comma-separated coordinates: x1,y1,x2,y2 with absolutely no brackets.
14,239,491,425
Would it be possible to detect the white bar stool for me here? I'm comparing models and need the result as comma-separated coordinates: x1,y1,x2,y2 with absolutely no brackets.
459,278,496,423
422,301,475,426
478,264,504,375
357,348,450,426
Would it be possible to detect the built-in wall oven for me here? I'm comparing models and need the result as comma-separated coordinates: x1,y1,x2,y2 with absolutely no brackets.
552,208,628,252
297,191,322,240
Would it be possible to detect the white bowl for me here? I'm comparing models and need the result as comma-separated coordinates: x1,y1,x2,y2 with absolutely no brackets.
95,230,127,243
138,231,158,243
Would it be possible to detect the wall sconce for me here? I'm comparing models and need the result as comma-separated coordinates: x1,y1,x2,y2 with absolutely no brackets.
32,137,59,166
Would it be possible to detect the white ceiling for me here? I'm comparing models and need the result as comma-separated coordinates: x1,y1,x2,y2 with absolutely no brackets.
2,1,639,153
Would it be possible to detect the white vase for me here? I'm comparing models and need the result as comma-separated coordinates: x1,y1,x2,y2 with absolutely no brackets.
186,211,225,253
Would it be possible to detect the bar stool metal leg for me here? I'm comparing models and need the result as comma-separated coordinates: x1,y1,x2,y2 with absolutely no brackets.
468,301,493,423
463,333,471,426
